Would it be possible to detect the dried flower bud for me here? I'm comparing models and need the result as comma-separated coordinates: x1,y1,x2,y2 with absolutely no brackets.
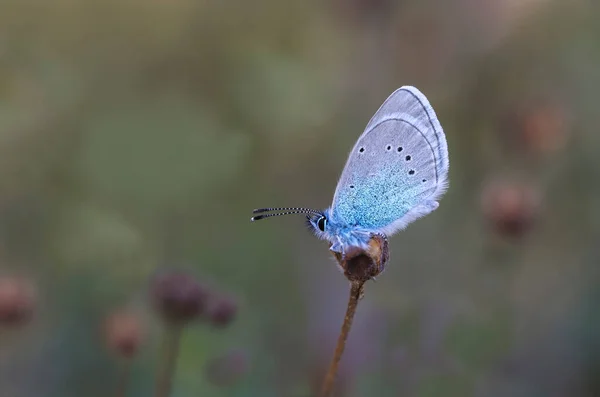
208,295,238,328
521,101,570,156
331,234,389,282
481,180,541,238
150,272,210,324
205,349,249,387
0,276,36,326
104,310,144,358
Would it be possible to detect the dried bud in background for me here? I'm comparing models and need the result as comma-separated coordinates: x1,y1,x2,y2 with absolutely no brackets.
0,276,36,326
104,310,144,358
208,295,238,328
481,180,541,238
518,100,571,156
205,349,249,387
150,272,210,325
331,234,389,282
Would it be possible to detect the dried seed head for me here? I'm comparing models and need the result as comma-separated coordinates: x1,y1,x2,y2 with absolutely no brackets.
521,101,570,156
150,272,210,325
104,310,144,358
205,349,249,387
481,180,541,238
331,234,389,282
208,295,238,328
0,276,36,326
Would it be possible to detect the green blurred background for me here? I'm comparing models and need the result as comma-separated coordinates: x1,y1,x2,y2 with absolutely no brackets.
0,0,599,396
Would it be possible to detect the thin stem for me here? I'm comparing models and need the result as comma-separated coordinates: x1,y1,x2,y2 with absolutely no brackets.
115,360,132,397
320,281,365,397
155,324,183,397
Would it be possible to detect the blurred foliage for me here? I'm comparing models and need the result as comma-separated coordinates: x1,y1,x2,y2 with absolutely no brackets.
0,0,599,396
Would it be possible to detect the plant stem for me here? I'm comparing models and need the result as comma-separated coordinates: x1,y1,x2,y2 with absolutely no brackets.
115,360,131,397
320,281,364,397
155,324,183,397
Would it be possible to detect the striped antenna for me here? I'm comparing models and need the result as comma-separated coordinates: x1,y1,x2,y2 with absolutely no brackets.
251,207,321,221
253,207,320,215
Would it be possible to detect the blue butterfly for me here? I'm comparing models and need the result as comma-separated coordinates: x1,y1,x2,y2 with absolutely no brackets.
252,86,449,255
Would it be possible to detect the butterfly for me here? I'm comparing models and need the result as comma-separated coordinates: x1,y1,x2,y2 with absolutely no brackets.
251,86,449,256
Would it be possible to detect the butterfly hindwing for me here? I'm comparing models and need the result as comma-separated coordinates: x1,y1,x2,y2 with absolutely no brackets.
330,86,449,235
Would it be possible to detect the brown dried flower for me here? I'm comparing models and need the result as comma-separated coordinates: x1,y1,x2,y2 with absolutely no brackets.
0,276,36,326
331,234,389,283
481,180,541,238
104,310,144,358
521,101,570,156
150,272,210,324
208,295,238,328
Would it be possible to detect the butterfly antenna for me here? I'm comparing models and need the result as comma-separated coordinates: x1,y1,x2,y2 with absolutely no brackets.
253,207,320,215
251,207,320,221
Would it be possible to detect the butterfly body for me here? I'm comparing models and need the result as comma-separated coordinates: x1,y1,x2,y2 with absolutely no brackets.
254,86,449,256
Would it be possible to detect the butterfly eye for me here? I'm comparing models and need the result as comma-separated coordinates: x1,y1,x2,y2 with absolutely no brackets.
317,216,327,232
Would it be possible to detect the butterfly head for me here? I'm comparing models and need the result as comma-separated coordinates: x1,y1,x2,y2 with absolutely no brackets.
251,206,334,239
306,208,337,240
252,206,377,255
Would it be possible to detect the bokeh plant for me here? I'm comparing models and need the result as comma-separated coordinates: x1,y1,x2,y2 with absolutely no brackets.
150,271,210,397
149,271,239,397
0,276,37,327
104,310,144,397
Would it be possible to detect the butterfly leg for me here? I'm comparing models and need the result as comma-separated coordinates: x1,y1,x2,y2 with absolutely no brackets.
329,238,344,254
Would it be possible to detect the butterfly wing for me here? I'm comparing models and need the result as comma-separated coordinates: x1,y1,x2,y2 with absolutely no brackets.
330,86,449,236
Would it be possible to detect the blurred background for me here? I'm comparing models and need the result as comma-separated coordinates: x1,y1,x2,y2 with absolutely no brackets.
0,0,599,396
